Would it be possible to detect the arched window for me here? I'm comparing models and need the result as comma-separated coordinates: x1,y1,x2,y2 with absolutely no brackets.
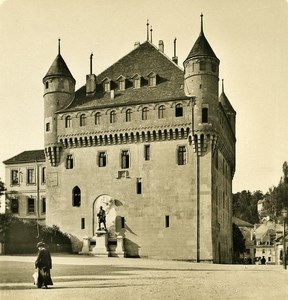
126,109,132,122
110,110,116,123
80,114,86,126
202,107,208,123
175,103,183,117
65,115,71,128
142,107,148,120
95,112,101,125
72,186,81,207
158,105,165,119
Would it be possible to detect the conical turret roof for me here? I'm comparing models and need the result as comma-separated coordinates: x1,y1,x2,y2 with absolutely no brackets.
185,15,218,61
43,54,75,83
219,91,236,114
219,80,236,115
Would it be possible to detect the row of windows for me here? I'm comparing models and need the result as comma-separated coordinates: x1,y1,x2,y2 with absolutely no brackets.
103,72,158,92
64,104,185,128
46,106,210,132
10,197,46,214
188,61,217,73
66,145,187,170
80,215,171,230
45,73,159,91
10,167,46,186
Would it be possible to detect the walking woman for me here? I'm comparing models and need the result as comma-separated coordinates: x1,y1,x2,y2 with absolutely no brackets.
35,242,53,288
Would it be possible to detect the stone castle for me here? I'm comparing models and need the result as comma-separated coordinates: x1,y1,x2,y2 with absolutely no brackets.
42,16,236,262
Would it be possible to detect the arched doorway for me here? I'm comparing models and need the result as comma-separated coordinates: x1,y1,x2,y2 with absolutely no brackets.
92,194,116,236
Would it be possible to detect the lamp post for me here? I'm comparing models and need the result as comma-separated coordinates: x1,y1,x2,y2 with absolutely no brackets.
281,208,287,270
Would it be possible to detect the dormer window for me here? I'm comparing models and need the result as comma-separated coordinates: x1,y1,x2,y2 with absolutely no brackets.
102,77,111,92
131,73,141,89
116,75,126,91
147,71,157,87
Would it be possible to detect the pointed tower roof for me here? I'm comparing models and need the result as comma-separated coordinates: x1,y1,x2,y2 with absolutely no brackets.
185,14,218,61
43,39,75,83
219,80,236,114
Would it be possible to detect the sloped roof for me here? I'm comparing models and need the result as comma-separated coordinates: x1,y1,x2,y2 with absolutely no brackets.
61,41,188,112
219,92,236,114
43,54,75,83
254,221,283,238
233,216,254,228
185,30,218,61
3,150,45,165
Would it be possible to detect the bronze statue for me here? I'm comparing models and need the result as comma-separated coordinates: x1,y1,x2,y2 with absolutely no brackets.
97,206,107,230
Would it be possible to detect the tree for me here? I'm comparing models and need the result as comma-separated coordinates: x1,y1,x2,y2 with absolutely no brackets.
233,190,260,224
0,178,6,197
261,161,288,219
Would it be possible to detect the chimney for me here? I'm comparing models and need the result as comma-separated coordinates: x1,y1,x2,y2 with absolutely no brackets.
172,38,178,65
134,41,140,49
158,40,164,53
86,53,96,96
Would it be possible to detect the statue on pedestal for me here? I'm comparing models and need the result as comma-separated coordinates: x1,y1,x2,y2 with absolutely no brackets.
97,206,107,230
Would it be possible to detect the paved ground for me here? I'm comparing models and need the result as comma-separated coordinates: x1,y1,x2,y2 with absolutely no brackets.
0,255,288,300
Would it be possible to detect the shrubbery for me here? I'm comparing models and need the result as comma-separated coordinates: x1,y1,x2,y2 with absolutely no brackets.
0,213,72,254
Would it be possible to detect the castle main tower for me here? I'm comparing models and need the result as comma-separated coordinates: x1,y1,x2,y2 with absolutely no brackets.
184,14,220,134
43,40,75,166
183,15,234,263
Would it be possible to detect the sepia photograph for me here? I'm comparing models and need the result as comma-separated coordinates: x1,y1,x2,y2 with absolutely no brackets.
0,0,288,299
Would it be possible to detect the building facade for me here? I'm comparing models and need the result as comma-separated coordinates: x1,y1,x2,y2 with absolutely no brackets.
3,150,46,224
43,17,236,262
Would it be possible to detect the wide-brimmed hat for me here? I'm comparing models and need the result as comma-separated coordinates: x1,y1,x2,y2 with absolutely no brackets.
36,242,45,248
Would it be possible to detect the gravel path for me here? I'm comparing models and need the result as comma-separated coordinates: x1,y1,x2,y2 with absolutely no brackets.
0,255,287,300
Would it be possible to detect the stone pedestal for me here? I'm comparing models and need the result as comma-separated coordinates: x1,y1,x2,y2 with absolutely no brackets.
80,236,90,254
91,230,108,256
115,235,125,257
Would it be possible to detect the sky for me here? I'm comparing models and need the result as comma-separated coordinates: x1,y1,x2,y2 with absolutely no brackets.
0,0,287,194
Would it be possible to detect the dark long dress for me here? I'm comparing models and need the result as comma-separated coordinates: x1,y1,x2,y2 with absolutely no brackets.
35,247,53,288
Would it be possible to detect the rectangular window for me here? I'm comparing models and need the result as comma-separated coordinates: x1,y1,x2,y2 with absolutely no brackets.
46,122,50,132
27,168,35,184
27,197,35,214
11,170,19,185
81,218,85,229
66,155,74,169
133,78,140,89
119,80,125,90
199,61,206,71
165,215,170,228
98,152,107,167
11,198,19,214
202,107,208,123
148,76,156,87
177,146,186,165
41,167,46,184
144,145,150,161
137,178,142,194
42,197,46,214
121,217,125,229
121,150,130,169
104,82,110,92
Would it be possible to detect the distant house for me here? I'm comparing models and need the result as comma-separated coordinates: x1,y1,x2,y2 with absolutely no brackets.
233,217,254,263
3,150,46,224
